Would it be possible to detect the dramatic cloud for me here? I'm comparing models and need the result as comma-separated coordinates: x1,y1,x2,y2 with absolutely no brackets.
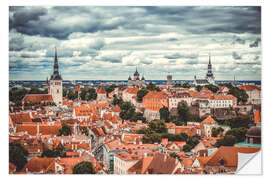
9,6,261,80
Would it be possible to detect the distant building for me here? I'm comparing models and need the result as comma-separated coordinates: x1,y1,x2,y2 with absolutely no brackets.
128,67,145,87
194,54,215,86
238,85,261,105
167,74,172,86
49,47,63,106
97,86,107,101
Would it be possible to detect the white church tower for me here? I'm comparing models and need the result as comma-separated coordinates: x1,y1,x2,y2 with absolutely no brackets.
49,47,63,106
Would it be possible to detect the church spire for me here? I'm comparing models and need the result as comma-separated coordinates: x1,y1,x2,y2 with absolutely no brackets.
50,47,62,80
209,53,211,65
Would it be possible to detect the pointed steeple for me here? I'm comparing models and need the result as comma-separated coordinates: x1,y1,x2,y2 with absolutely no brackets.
50,47,62,80
209,53,211,65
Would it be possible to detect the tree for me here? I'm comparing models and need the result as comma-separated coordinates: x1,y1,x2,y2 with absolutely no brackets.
169,152,180,160
146,82,161,91
211,127,224,137
215,135,237,147
196,85,203,92
142,132,161,144
72,161,95,174
183,144,192,152
225,116,251,129
58,123,72,136
225,127,247,142
9,142,28,171
137,89,149,102
204,84,219,93
159,106,170,122
105,85,116,95
177,101,190,124
148,119,168,134
227,86,249,103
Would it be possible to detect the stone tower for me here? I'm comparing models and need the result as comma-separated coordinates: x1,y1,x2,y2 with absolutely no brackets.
49,47,63,106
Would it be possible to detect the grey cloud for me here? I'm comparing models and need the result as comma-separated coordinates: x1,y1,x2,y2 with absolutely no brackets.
232,52,242,60
164,53,198,60
249,38,261,48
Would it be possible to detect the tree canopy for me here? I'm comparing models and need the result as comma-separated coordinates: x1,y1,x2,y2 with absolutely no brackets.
225,116,251,129
58,123,72,136
72,161,95,174
9,142,29,170
137,88,149,102
215,135,237,147
159,106,170,122
146,82,161,91
177,101,190,124
225,127,248,143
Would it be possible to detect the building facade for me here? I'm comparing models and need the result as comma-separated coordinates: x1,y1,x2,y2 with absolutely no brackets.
128,67,145,87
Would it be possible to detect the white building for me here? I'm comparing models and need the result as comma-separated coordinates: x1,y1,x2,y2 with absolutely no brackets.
49,47,63,106
168,92,192,110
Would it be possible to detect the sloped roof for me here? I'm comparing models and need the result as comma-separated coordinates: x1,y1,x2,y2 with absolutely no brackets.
238,85,261,91
97,86,106,94
10,113,32,125
22,157,55,173
205,146,260,167
22,94,53,102
202,116,217,125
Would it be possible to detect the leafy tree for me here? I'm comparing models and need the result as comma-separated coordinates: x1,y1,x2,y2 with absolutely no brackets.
227,86,249,103
130,112,146,123
112,95,123,106
142,132,161,144
87,88,97,100
226,127,247,143
148,119,168,133
186,136,199,148
105,85,116,95
73,161,95,174
42,144,67,157
196,85,203,92
215,135,237,147
58,123,72,136
177,101,190,124
9,142,28,171
169,152,180,160
146,82,161,91
159,106,170,122
211,127,224,137
137,88,149,102
183,144,192,152
67,90,78,100
225,116,251,129
204,84,219,93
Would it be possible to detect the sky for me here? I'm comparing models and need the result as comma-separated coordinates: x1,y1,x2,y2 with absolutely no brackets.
9,6,261,81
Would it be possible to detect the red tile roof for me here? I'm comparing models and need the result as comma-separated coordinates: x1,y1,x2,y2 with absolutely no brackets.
97,86,106,94
22,94,53,102
10,113,32,125
124,87,139,94
202,116,217,125
113,105,121,112
238,85,261,91
205,146,260,167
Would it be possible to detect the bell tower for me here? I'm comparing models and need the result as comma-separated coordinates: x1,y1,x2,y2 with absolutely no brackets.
49,47,63,106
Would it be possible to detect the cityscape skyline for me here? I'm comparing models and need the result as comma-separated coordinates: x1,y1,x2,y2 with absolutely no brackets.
9,6,261,81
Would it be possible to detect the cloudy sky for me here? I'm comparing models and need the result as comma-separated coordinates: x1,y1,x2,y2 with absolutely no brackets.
9,6,261,81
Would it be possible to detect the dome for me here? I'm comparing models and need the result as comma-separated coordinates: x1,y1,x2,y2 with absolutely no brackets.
246,126,261,137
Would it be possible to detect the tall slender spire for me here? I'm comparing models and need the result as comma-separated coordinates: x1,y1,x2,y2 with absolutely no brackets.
50,47,62,80
209,52,211,65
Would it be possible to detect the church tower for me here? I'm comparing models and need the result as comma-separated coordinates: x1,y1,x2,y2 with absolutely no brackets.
49,47,63,106
205,54,215,85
